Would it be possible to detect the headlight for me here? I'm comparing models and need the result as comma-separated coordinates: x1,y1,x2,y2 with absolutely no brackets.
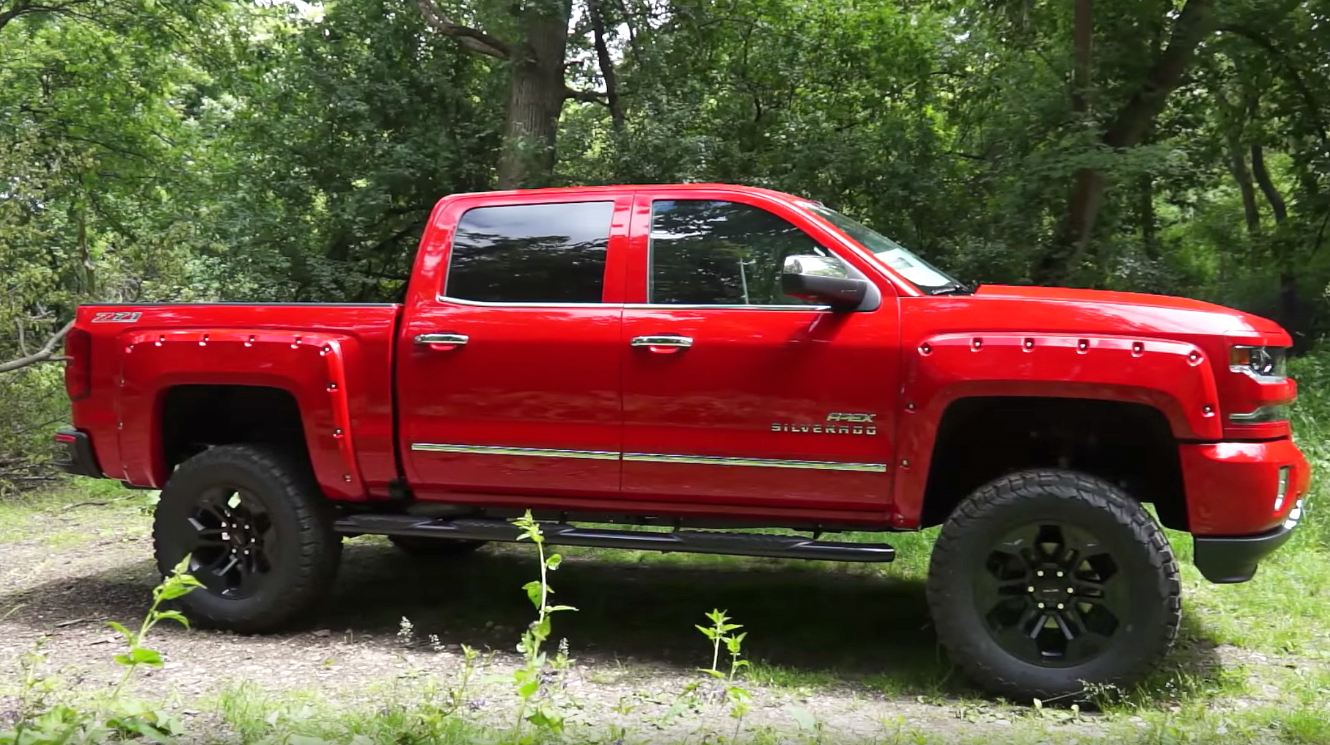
1230,345,1288,380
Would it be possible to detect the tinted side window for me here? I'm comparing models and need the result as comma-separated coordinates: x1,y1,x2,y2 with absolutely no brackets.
446,201,613,303
649,200,826,305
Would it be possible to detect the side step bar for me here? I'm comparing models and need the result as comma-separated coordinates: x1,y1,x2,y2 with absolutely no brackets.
335,515,896,563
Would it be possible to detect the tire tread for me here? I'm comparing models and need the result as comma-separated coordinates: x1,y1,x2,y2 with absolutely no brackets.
926,469,1181,700
152,445,342,633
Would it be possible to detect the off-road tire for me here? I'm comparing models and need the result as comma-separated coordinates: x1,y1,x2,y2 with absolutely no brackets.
153,444,342,633
926,469,1181,701
389,535,487,557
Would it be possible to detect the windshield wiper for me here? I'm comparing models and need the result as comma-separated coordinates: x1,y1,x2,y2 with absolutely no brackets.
926,280,978,296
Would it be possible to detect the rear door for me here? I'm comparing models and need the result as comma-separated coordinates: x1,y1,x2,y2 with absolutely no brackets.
398,193,630,500
619,189,901,512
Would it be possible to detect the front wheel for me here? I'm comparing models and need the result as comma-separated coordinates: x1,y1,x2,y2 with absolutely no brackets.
152,445,342,633
926,469,1181,700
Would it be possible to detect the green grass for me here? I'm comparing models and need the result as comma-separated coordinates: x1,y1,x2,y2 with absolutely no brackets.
0,479,152,546
4,472,1328,743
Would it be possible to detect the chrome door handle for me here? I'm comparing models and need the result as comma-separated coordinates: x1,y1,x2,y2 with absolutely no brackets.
631,335,693,349
415,333,469,349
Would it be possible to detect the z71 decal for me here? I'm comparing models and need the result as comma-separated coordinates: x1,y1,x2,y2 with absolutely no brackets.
91,311,142,323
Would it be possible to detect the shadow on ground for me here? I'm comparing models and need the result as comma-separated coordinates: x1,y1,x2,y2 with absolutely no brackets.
0,537,1226,697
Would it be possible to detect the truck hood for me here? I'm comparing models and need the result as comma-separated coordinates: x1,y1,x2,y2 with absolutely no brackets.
963,285,1289,341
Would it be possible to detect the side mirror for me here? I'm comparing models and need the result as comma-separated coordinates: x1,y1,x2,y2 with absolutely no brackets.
781,255,868,311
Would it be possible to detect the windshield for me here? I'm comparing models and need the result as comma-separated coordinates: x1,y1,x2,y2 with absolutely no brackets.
804,204,962,293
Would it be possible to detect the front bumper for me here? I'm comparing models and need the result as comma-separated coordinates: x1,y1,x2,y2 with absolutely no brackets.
1180,437,1309,583
1193,502,1302,583
53,427,104,479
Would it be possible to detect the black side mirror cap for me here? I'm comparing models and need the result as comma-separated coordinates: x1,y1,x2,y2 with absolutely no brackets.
781,255,869,310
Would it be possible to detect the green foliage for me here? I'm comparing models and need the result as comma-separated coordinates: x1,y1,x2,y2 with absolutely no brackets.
0,555,200,745
510,510,577,742
105,555,203,700
694,609,754,739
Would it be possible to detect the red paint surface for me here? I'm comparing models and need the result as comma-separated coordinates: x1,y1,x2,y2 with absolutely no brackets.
64,183,1307,539
1179,439,1310,535
70,305,398,500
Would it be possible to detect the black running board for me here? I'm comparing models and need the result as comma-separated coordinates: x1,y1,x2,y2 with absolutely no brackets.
335,515,895,563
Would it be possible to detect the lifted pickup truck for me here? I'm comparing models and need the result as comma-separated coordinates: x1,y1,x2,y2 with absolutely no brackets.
56,184,1308,699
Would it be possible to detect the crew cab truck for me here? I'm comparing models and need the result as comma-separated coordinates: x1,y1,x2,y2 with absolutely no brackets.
55,184,1308,700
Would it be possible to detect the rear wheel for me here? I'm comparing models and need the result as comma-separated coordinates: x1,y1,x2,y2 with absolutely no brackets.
389,534,487,557
926,469,1180,700
152,445,342,632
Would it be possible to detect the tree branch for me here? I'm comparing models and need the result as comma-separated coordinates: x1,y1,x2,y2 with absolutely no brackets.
0,320,73,374
0,0,89,34
588,0,625,132
415,0,513,60
564,87,608,104
1218,24,1328,144
1035,0,1214,284
1251,144,1288,224
1101,0,1213,149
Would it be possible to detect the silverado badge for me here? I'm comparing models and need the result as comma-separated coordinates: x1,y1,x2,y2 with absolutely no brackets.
772,412,878,436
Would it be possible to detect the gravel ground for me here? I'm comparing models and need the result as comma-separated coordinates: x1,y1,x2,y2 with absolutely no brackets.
0,498,1245,742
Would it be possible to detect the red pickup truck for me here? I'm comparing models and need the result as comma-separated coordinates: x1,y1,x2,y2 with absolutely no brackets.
55,184,1308,699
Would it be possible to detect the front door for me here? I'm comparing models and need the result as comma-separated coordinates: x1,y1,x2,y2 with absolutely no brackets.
620,193,901,512
399,195,630,500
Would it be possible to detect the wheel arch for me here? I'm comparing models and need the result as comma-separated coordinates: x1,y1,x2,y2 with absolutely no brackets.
893,331,1218,529
908,396,1187,531
116,329,367,500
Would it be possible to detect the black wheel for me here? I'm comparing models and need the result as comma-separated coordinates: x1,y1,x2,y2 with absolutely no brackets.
153,445,342,633
389,534,487,557
926,469,1180,701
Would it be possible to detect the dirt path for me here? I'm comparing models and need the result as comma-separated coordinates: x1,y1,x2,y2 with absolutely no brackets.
0,499,1258,742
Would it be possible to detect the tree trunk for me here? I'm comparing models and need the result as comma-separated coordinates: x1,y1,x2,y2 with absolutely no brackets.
1228,142,1261,234
496,1,573,189
1250,145,1288,223
589,0,624,133
1250,144,1301,341
1034,0,1213,284
76,202,94,294
1140,174,1157,260
1071,0,1092,113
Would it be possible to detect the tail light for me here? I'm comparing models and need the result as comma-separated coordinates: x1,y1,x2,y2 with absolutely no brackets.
64,327,91,401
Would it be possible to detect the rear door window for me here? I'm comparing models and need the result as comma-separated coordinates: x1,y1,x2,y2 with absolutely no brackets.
445,201,614,304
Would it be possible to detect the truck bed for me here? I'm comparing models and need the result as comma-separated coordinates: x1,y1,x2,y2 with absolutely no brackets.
70,303,402,499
